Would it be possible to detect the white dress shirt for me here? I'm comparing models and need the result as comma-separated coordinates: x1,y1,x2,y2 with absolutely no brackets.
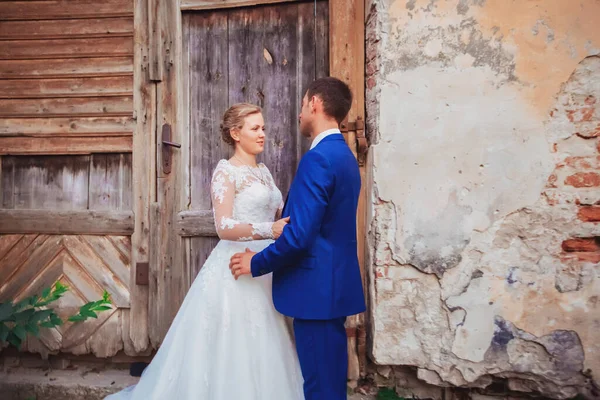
310,128,341,150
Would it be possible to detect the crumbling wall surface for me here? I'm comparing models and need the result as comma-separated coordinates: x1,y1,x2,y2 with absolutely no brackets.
365,0,600,398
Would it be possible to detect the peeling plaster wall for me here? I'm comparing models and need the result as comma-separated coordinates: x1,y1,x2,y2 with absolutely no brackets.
365,1,600,398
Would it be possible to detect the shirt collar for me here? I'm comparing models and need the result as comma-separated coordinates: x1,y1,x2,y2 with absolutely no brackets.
310,128,341,150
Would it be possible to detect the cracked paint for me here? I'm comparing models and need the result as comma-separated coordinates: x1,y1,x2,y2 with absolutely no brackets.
366,0,600,398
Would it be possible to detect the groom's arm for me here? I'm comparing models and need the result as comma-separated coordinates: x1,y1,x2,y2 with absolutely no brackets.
251,151,333,277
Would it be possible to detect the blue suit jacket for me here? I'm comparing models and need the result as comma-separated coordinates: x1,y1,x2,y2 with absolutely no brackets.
251,134,366,320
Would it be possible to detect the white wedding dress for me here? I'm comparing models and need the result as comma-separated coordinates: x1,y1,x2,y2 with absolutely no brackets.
106,159,304,400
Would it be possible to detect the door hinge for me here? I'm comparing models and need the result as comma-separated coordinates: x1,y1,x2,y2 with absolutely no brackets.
161,123,181,174
340,116,368,166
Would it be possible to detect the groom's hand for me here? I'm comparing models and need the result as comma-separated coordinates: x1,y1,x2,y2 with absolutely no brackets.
229,248,256,280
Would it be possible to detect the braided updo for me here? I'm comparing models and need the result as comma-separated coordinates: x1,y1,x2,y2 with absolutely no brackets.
220,103,262,146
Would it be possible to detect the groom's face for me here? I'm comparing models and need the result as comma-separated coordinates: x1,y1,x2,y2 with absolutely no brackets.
298,94,312,138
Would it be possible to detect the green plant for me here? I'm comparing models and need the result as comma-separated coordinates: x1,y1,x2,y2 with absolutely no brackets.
0,282,112,349
377,387,405,400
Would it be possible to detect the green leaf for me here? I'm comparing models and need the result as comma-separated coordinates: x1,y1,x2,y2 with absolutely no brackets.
14,308,35,323
103,291,111,302
29,295,39,307
30,309,55,323
0,323,9,342
39,321,57,328
0,303,14,322
81,309,97,319
50,315,63,326
13,324,27,341
7,332,22,348
93,305,112,312
25,322,40,337
41,287,51,299
67,315,86,322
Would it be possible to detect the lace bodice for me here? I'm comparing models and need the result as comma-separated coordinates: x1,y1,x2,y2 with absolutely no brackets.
211,159,283,241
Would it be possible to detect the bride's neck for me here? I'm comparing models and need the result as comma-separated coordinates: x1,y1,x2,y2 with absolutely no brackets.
232,149,257,167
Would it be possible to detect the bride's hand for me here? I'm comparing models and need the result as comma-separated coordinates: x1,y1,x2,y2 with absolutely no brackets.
271,217,290,239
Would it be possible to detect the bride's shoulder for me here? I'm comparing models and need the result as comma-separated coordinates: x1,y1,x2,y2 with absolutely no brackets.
213,159,235,176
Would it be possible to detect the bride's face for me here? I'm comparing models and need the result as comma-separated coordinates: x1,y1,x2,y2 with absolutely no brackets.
231,112,266,155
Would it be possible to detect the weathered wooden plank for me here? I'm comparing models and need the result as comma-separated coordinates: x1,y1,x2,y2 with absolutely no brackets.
81,235,130,287
0,17,133,40
109,236,132,264
128,0,152,352
0,117,134,137
88,154,133,210
181,0,300,11
184,11,228,288
0,57,133,79
0,37,133,60
189,236,218,281
0,235,63,302
0,234,42,286
176,210,216,237
151,0,184,347
63,253,107,303
62,236,129,307
0,234,21,260
86,308,123,357
0,96,133,118
0,155,13,207
4,155,90,210
13,250,64,305
0,77,133,99
62,307,118,350
186,11,229,210
0,210,134,235
0,136,133,155
0,0,133,21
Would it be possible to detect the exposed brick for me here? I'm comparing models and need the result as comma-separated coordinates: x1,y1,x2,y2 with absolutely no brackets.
567,107,595,123
367,77,377,90
564,172,600,188
564,156,593,169
566,252,600,263
578,206,600,222
561,237,600,252
546,173,558,188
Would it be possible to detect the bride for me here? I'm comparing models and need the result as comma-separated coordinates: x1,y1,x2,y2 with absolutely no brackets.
106,103,304,399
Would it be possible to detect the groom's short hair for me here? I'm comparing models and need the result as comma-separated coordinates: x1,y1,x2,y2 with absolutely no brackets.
306,77,352,124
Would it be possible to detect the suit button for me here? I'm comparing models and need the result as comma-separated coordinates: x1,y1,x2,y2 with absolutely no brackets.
260,269,268,275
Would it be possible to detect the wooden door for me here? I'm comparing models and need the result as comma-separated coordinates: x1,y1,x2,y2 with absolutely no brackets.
151,0,366,380
0,0,144,358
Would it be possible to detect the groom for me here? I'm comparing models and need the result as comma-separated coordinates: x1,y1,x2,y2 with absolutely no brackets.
229,77,366,400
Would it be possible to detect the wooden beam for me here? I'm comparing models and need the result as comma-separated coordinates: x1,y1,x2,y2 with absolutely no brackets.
127,0,153,353
180,0,300,11
176,210,217,237
0,210,134,235
0,136,132,155
330,0,367,382
0,117,134,137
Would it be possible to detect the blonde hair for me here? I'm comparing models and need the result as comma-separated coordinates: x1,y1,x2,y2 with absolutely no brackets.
220,103,262,146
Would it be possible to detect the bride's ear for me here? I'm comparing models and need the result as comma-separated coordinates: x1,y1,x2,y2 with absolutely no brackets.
229,127,240,143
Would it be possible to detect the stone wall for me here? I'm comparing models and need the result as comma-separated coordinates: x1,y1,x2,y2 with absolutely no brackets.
365,1,600,398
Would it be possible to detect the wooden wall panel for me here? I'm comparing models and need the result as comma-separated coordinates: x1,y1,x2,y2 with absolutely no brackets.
0,0,144,359
0,0,133,20
0,233,132,357
1,154,132,211
0,1,135,155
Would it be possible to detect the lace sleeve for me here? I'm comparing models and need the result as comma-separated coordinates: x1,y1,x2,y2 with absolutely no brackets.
211,161,274,241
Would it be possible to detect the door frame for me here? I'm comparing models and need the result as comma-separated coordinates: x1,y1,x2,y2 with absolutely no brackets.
144,0,368,379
